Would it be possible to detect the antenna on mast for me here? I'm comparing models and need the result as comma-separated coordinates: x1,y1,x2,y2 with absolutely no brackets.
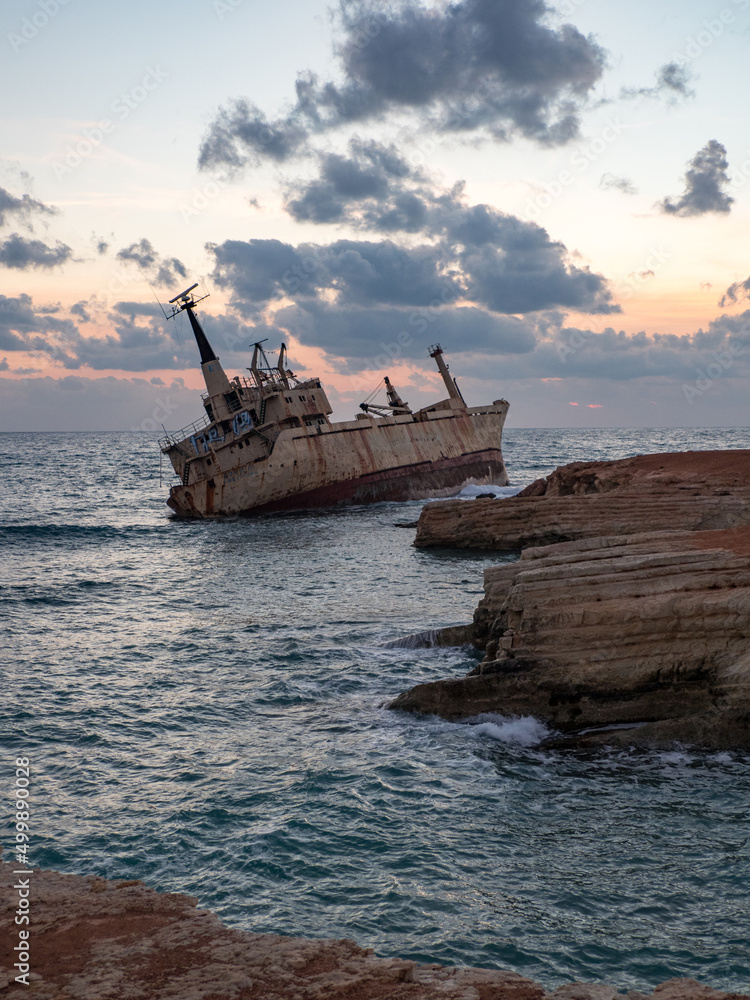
167,283,209,320
136,261,171,321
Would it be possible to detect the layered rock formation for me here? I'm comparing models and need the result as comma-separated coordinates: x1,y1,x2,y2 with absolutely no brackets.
393,451,750,748
415,450,750,550
2,863,747,1000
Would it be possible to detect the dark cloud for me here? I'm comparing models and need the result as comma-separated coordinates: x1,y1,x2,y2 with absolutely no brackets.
285,139,415,224
199,0,606,171
198,99,309,170
436,312,750,384
0,291,177,370
211,218,618,317
0,357,8,371
0,288,286,374
96,238,109,255
0,293,78,355
719,276,750,308
0,187,56,228
600,173,636,194
621,61,695,103
70,301,92,323
275,300,537,364
460,240,617,315
211,237,464,308
113,301,165,318
0,234,73,269
265,301,750,386
116,238,188,287
284,138,442,232
282,146,614,319
660,140,734,217
0,294,43,349
656,62,695,100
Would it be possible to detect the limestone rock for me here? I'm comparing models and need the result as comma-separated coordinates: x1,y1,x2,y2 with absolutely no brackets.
391,528,750,748
1,864,746,1000
415,450,750,550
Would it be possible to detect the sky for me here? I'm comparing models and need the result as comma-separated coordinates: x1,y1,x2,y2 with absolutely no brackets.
1,0,750,431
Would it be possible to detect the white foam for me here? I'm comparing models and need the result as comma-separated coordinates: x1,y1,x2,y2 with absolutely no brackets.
466,713,551,746
456,484,525,500
420,484,525,504
384,628,442,649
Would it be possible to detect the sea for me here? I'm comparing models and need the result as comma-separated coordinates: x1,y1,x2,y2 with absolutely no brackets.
3,427,749,993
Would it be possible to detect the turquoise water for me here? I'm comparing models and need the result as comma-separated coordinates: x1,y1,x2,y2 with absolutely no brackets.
2,428,749,991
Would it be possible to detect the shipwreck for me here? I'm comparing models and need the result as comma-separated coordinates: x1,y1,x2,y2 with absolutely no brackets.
159,284,509,517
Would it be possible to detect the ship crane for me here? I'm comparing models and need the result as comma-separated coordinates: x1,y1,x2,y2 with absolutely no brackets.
360,376,412,416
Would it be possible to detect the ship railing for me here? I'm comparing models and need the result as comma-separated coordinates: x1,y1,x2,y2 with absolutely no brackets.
159,413,212,451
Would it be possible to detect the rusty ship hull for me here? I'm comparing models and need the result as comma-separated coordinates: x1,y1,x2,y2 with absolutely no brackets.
160,285,509,519
166,406,508,517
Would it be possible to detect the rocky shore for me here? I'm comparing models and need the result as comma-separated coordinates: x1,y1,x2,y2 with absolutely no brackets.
415,450,750,551
2,863,747,1000
392,451,750,749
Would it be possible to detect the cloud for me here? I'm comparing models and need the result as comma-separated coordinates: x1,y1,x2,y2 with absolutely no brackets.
116,238,188,287
621,61,695,103
660,140,734,217
719,276,750,308
0,357,8,371
274,300,538,364
454,312,750,383
199,0,606,171
0,187,56,228
0,290,279,373
600,173,636,194
0,293,83,357
0,374,200,432
210,226,618,318
285,139,416,224
0,234,73,269
70,301,92,323
0,291,178,370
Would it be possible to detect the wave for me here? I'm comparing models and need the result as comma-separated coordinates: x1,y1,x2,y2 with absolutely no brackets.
463,712,552,746
0,523,165,542
383,628,443,649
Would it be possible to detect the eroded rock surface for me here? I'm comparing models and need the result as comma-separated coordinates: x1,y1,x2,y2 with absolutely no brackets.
392,528,750,747
415,451,750,550
397,450,750,748
2,864,747,1000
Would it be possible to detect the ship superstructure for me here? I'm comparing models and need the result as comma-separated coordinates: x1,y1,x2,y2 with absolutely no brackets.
159,284,509,517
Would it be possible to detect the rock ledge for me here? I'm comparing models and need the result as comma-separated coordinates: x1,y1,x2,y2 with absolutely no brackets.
1,864,747,1000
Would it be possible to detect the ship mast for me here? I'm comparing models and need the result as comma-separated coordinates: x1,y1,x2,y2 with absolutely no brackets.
429,344,465,403
168,283,234,413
